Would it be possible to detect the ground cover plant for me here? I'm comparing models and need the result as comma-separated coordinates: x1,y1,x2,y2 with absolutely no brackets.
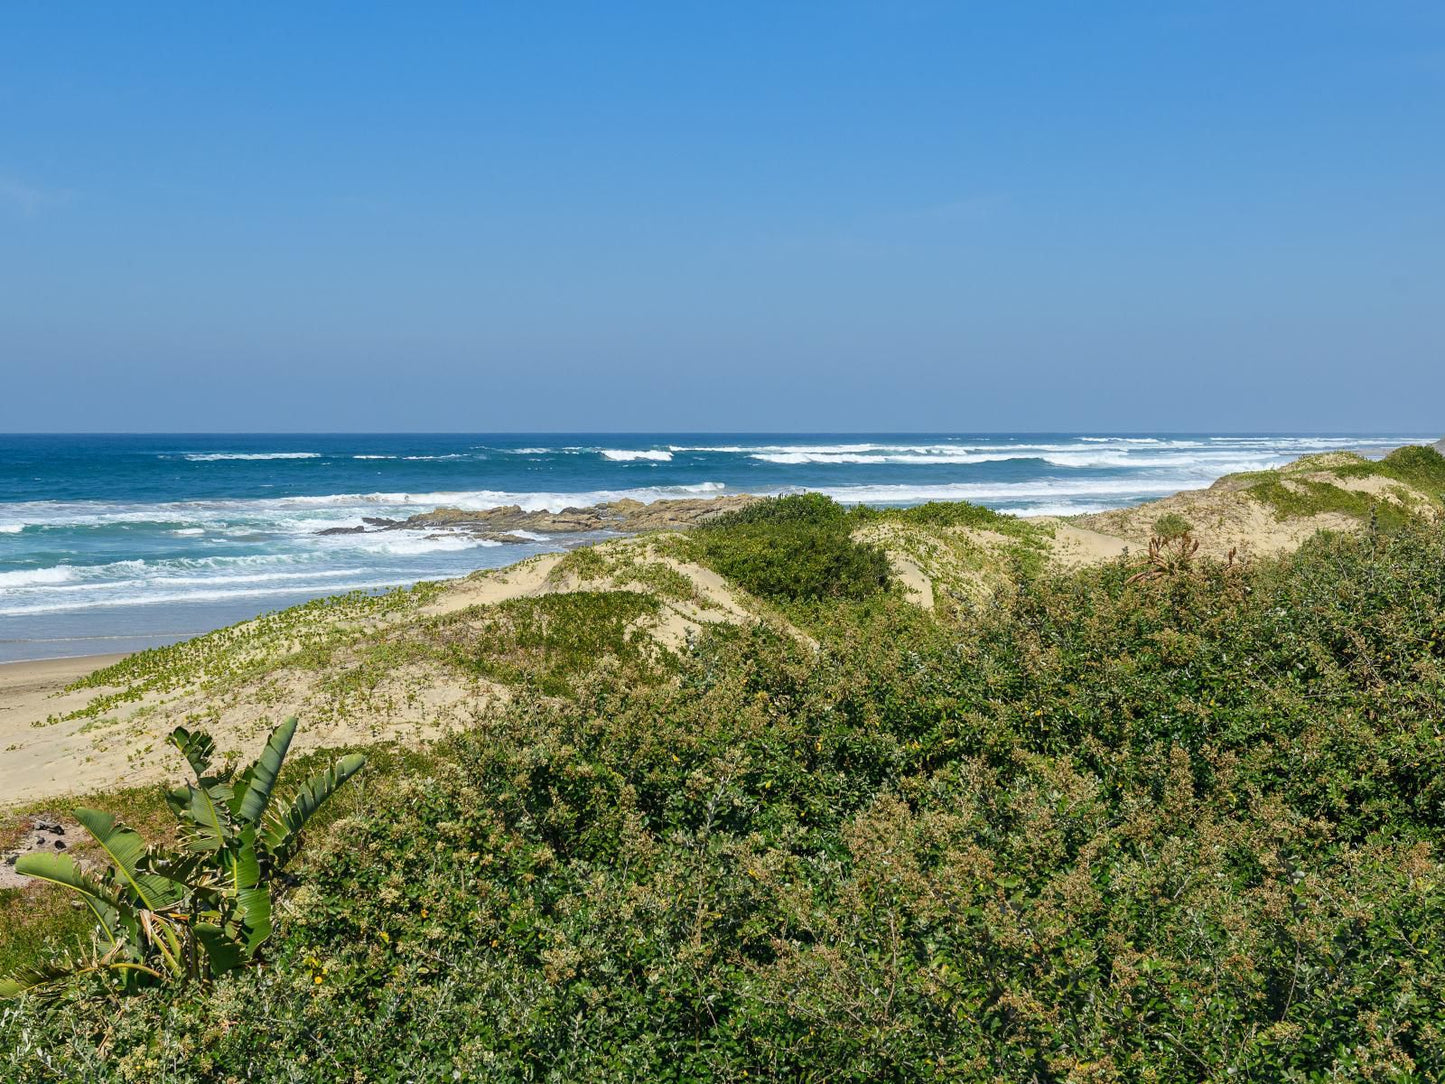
435,590,674,696
3,497,1445,1081
1235,446,1445,529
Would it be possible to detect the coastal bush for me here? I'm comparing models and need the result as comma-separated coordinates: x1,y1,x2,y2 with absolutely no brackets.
6,517,1445,1079
1150,511,1193,538
1241,445,1445,528
1347,443,1445,496
702,491,850,530
696,494,890,602
697,525,890,603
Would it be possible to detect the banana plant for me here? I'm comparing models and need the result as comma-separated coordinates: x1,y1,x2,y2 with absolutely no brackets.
0,717,364,998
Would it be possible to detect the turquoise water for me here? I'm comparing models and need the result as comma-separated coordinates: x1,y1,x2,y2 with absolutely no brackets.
0,433,1427,661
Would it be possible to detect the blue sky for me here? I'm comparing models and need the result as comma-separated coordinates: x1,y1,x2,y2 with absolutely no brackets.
2,3,1442,432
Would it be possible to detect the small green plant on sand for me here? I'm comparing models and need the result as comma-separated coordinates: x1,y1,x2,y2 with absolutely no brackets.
0,717,364,998
1151,512,1194,539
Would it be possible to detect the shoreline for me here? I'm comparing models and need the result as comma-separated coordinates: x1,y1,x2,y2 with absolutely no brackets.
0,439,1433,670
4,435,1429,666
0,653,130,684
3,440,1443,810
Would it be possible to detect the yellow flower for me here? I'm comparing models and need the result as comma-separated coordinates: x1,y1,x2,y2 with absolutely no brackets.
314,975,323,985
421,908,429,918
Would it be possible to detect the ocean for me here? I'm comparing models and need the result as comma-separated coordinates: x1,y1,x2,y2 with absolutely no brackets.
0,433,1428,662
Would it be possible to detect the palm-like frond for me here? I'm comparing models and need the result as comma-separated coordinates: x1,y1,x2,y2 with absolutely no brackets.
2,717,364,999
11,852,131,951
235,717,298,827
72,808,186,911
169,726,219,782
262,752,367,869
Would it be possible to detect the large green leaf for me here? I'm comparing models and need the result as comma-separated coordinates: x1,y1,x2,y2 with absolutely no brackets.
262,752,366,869
167,781,235,852
235,717,298,827
227,834,273,954
12,852,130,950
168,726,218,782
194,924,247,975
166,727,239,850
73,808,186,911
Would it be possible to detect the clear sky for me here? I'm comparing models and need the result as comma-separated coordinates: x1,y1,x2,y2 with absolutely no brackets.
2,3,1442,433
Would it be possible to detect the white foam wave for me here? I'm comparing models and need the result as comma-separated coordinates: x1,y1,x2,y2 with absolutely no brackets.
353,455,397,460
807,478,1193,505
0,524,24,534
181,452,321,462
327,533,504,556
0,482,732,531
600,449,674,462
0,567,77,589
746,449,1279,471
0,580,411,617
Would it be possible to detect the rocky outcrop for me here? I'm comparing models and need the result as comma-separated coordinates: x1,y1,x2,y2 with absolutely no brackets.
1435,436,1445,455
317,495,762,541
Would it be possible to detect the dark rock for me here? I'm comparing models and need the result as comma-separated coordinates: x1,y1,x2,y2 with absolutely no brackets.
53,840,66,850
313,494,764,541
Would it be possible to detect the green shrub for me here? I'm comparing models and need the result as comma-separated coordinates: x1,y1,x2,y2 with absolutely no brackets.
1,719,363,999
860,498,1007,530
1150,511,1194,538
1366,443,1445,494
695,494,890,603
7,517,1445,1081
701,491,850,530
701,524,890,602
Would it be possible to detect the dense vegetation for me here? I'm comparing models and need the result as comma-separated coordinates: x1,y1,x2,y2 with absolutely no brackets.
5,495,1445,1081
693,493,892,602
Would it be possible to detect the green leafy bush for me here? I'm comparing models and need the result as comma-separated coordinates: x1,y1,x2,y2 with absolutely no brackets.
698,524,890,602
7,518,1445,1080
702,491,850,530
858,498,1007,530
695,494,890,603
1150,511,1194,538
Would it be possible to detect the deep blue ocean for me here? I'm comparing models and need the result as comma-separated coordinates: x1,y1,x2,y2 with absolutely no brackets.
0,433,1428,662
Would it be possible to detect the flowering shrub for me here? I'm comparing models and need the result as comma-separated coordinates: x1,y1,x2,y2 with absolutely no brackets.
5,519,1445,1080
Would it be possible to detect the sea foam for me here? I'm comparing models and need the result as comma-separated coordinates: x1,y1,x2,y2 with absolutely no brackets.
180,452,322,462
600,449,674,462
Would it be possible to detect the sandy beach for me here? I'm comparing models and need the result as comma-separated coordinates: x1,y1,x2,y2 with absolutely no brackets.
2,443,1439,811
0,655,134,806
